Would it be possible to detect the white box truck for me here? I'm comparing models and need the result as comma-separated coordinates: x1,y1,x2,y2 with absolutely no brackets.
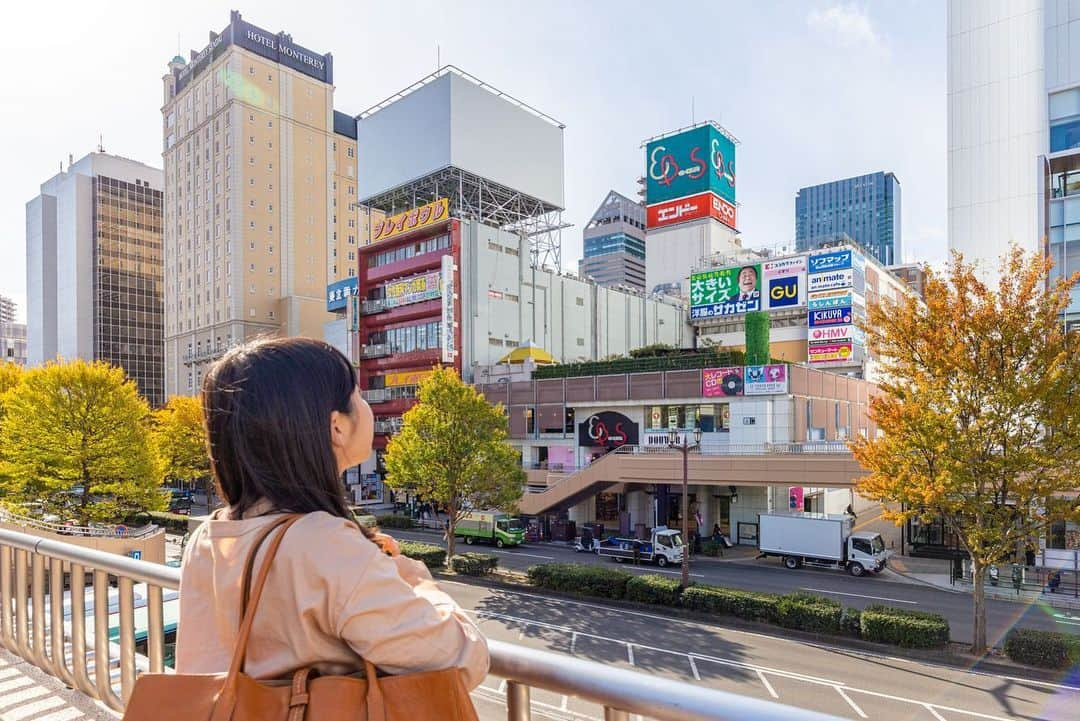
757,512,888,577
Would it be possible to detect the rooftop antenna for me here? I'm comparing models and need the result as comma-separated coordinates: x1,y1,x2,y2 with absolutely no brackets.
436,44,440,71
691,96,695,125
97,134,105,153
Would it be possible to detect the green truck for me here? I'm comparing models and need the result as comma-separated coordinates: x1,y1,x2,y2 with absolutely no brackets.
456,511,525,548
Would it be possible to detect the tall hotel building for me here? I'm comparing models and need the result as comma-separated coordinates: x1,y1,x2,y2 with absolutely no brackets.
161,11,358,396
26,152,164,405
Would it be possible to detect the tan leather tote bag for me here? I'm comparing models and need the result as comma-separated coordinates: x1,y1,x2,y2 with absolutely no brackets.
123,514,480,721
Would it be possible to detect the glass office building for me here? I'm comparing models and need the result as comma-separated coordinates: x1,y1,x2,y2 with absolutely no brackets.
578,191,647,292
795,172,901,266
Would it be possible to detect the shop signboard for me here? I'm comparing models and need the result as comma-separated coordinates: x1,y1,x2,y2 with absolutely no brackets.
384,270,441,308
808,339,855,363
384,368,434,387
690,264,761,319
646,190,737,230
788,487,805,511
767,275,801,309
808,269,854,293
807,289,854,310
578,411,639,450
703,367,745,397
809,325,855,342
763,256,806,278
371,197,449,243
808,306,854,327
808,249,853,274
645,124,737,205
745,364,788,395
440,254,456,363
326,277,359,312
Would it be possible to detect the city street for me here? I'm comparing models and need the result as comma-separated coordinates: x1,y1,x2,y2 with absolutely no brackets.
448,580,1079,721
387,528,1080,646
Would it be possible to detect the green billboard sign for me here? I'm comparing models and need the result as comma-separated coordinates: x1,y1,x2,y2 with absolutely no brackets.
645,124,736,206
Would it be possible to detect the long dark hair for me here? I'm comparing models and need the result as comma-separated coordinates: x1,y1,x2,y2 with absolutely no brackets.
202,337,376,541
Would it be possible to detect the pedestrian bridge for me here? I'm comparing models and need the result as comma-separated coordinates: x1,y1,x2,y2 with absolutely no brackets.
520,442,867,516
0,526,843,721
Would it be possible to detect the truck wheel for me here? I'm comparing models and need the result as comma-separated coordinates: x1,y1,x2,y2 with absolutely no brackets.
465,536,474,546
657,556,668,568
496,538,505,549
848,562,865,577
783,556,800,570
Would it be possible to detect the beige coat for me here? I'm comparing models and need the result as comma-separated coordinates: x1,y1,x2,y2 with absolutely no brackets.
175,505,489,689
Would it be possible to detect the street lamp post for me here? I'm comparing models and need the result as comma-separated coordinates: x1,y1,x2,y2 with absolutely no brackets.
667,426,702,588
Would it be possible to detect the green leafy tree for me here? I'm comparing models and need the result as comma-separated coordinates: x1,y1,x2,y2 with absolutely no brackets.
384,366,525,558
0,360,166,523
153,396,210,487
851,248,1080,653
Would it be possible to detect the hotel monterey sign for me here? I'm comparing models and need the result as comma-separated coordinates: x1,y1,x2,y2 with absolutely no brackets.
175,11,332,93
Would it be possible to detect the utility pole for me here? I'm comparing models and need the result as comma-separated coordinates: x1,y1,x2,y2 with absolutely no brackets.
667,427,702,588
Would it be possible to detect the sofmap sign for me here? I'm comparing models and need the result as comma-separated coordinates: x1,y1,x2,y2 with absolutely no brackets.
808,269,854,293
808,306,853,327
326,277,359,312
384,271,441,308
808,249,853,274
578,411,639,449
646,191,737,230
175,12,332,94
690,265,761,319
645,124,737,206
745,364,788,395
372,198,450,244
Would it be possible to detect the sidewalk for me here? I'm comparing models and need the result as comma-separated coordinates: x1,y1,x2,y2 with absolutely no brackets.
0,647,117,720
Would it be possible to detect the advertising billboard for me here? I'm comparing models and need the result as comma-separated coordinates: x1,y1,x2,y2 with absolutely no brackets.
646,191,737,230
384,368,434,387
808,249,853,274
763,257,806,278
384,270,441,308
441,254,456,363
371,198,449,244
808,269,854,293
690,265,761,319
767,276,801,309
645,124,736,206
808,306,854,328
703,367,745,397
326,277,359,312
745,364,789,395
808,340,855,364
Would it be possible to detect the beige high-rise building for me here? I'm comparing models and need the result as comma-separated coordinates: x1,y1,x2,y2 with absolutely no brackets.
161,11,359,396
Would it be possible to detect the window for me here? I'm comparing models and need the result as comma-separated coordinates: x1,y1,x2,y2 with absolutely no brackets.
248,67,255,76
347,147,355,158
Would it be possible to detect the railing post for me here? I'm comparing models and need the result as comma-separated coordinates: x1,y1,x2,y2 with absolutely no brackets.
604,708,630,721
94,570,124,711
118,577,137,704
0,545,12,652
506,680,531,721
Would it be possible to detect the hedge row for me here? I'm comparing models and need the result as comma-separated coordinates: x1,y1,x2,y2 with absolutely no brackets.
375,514,417,529
451,553,499,577
399,541,446,569
860,606,950,649
127,511,191,535
525,564,950,650
1004,628,1080,669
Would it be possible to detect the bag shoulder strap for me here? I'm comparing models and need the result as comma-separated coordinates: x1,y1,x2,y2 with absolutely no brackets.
230,514,302,675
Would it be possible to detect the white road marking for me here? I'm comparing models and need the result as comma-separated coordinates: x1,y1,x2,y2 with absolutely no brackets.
801,587,919,605
491,550,556,560
688,655,700,681
626,644,635,665
845,686,1016,721
835,686,868,719
757,670,778,699
626,567,706,578
570,631,578,655
925,704,948,721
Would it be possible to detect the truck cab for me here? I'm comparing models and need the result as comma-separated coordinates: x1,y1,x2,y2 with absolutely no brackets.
846,532,887,576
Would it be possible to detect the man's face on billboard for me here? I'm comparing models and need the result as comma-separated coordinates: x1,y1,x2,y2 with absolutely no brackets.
738,267,757,294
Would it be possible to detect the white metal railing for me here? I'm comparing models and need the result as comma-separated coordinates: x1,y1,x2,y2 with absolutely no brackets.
373,418,403,434
360,342,391,359
360,299,388,315
0,526,841,721
0,509,158,539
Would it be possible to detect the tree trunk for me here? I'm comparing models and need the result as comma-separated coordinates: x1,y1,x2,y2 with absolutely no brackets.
971,562,988,654
446,500,457,560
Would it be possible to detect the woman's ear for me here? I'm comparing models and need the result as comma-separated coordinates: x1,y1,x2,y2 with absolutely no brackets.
329,409,348,451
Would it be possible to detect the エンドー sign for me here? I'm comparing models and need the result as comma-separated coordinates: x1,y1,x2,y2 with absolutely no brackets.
646,190,737,230
690,265,761,319
645,124,736,206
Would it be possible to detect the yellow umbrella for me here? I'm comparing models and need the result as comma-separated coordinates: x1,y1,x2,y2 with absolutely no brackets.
498,341,557,365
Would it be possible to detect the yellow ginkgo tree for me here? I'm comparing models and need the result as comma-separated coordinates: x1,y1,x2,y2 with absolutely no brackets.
851,247,1080,654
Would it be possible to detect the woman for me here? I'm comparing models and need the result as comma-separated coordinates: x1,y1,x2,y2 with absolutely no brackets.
175,337,488,688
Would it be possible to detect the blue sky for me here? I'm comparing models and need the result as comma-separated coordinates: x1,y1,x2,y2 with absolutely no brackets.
1,1,945,320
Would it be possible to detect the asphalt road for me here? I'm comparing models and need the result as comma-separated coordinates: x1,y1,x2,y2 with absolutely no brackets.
447,580,1079,721
388,528,1080,647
